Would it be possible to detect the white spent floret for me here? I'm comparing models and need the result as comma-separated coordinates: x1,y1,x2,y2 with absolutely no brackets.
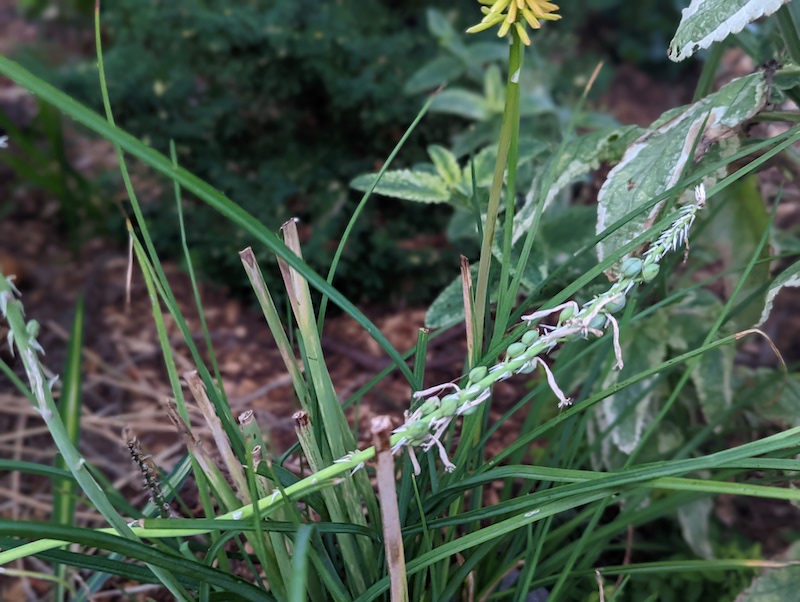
413,382,460,399
695,183,706,206
521,301,579,323
606,313,624,370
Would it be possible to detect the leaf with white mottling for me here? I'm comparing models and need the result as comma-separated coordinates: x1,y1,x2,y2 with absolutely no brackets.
666,290,734,423
736,566,800,601
430,88,493,121
758,375,800,427
350,170,450,204
425,268,472,329
404,56,463,95
596,72,769,262
600,312,668,456
669,0,790,62
425,261,503,329
514,125,642,245
428,145,461,187
703,175,771,330
678,498,715,559
757,258,800,326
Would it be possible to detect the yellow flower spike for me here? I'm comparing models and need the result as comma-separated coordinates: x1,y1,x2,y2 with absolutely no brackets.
525,0,561,19
468,0,559,38
521,8,541,28
466,16,503,34
497,18,512,37
488,0,512,16
506,1,517,23
514,22,531,45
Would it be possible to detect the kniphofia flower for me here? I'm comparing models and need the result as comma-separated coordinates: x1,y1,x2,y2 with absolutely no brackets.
467,0,561,45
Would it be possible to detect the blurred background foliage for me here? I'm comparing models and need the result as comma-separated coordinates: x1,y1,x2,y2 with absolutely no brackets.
6,0,692,304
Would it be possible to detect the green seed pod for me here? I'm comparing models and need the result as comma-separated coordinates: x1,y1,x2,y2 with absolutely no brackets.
439,394,459,417
464,383,483,400
468,366,488,383
26,320,40,339
605,296,626,314
418,397,440,417
642,262,660,283
521,329,539,346
558,305,576,324
620,257,643,279
507,342,527,358
404,420,430,444
588,314,606,330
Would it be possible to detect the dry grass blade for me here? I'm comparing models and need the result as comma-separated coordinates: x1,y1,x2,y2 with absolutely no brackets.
372,415,408,602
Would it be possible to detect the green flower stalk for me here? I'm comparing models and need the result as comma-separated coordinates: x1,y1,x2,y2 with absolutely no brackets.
392,185,708,473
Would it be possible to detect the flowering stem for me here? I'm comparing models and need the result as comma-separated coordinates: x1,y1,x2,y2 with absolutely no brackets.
473,30,524,352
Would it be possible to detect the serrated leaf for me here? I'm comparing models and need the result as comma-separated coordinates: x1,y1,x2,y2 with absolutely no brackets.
350,170,451,203
757,258,800,326
491,236,548,291
463,139,549,193
467,41,508,64
447,207,479,242
752,371,800,427
666,290,734,423
465,146,498,189
484,64,505,109
425,263,501,329
678,498,715,560
430,88,493,121
514,125,642,246
600,312,668,457
668,0,790,62
702,175,771,330
426,8,456,41
428,145,461,187
596,72,769,262
404,56,464,95
736,566,800,601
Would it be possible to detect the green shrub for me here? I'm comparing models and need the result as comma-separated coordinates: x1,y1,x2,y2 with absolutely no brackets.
58,0,458,302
